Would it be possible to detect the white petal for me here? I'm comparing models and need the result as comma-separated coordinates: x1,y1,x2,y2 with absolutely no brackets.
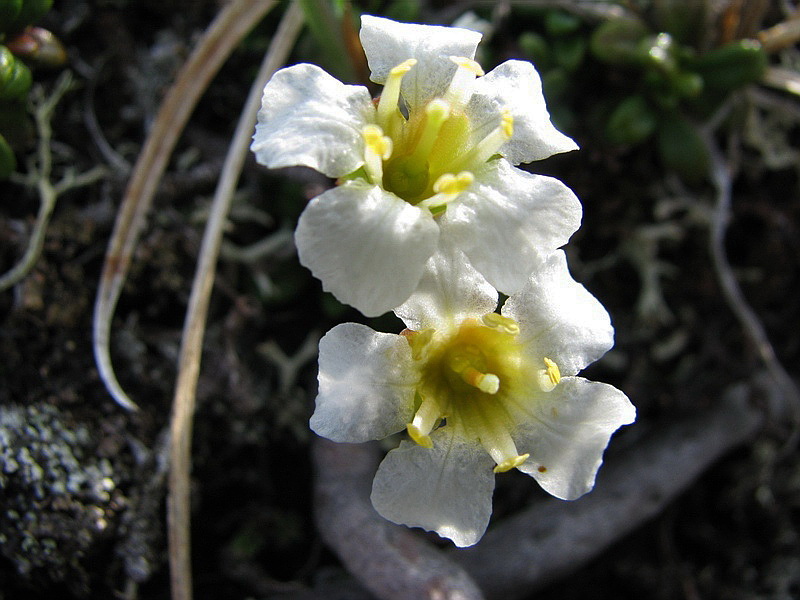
502,250,614,376
310,324,418,442
295,182,439,317
360,15,482,110
394,241,497,331
468,60,578,164
370,428,495,547
513,377,635,500
439,159,582,295
251,63,374,178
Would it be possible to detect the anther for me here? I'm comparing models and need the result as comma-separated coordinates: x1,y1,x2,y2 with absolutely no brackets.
417,171,474,212
482,313,520,335
537,357,561,392
493,453,530,473
362,124,392,184
407,393,442,448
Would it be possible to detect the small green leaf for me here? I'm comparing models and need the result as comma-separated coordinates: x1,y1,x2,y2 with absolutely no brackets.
544,10,581,37
518,32,550,69
553,37,585,72
0,0,23,33
606,95,658,145
657,115,709,182
590,17,649,66
689,40,767,91
0,132,16,178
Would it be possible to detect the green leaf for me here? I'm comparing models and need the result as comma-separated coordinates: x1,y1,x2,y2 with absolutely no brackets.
0,131,15,178
606,95,657,145
590,17,649,66
657,115,709,182
689,40,767,91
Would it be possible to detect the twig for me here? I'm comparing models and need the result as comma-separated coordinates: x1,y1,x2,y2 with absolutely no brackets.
92,0,278,412
313,438,486,600
167,5,303,600
1,72,106,291
702,127,800,448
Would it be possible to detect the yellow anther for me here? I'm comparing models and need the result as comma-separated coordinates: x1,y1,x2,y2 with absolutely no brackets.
363,124,392,160
501,110,514,139
544,357,561,385
390,58,417,77
493,453,529,473
537,357,561,392
407,393,442,448
407,423,433,448
362,124,392,184
432,171,473,195
449,55,485,77
482,313,520,335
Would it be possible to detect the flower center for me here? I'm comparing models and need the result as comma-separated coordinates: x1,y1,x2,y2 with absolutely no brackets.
355,57,514,213
403,314,562,473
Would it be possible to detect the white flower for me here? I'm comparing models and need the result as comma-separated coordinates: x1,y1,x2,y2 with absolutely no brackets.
252,15,580,317
310,248,636,547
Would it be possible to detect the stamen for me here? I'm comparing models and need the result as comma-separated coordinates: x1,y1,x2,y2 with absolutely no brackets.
413,99,451,160
445,109,514,174
537,357,561,392
493,453,530,473
482,313,520,335
362,124,392,185
468,402,529,473
377,58,416,129
407,393,442,448
444,56,484,108
417,171,474,212
402,328,435,361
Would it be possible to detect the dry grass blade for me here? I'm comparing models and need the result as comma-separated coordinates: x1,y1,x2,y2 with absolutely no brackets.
92,0,277,412
166,5,304,600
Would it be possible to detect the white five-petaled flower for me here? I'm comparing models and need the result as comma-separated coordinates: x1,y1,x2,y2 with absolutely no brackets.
310,247,636,547
252,15,581,317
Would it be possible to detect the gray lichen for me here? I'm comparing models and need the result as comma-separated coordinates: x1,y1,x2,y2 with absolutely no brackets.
0,402,129,595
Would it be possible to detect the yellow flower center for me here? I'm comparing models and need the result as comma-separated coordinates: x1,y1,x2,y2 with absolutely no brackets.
353,56,514,213
403,314,561,473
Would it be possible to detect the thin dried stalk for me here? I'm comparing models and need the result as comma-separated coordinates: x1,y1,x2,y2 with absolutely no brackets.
92,0,277,411
167,5,304,600
703,127,800,446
